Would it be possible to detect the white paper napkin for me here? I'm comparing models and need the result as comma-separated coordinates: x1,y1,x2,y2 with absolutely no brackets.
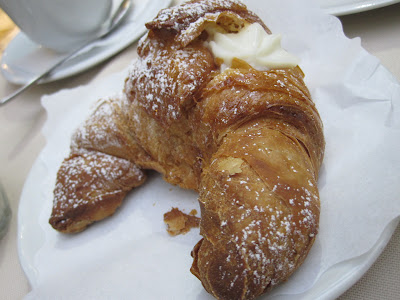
22,0,400,299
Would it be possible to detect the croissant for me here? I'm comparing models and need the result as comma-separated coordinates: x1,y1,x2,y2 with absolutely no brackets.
49,0,325,299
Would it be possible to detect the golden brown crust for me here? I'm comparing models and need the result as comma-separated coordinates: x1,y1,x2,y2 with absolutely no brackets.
50,0,325,298
50,150,146,233
196,64,324,176
49,95,149,233
191,119,320,299
71,95,151,164
124,24,218,189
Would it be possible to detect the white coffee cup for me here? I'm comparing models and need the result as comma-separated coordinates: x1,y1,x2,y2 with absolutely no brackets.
0,0,112,53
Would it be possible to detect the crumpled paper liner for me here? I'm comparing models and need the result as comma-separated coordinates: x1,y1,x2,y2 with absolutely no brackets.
21,0,400,299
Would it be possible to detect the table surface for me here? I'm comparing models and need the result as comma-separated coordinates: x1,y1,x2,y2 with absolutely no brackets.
0,2,399,300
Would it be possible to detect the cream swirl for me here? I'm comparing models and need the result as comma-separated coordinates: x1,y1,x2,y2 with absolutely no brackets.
207,22,299,70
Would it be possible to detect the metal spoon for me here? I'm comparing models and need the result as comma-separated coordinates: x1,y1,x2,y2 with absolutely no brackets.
0,0,131,106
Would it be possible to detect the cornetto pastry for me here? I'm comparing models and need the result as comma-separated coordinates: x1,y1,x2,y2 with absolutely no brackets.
49,0,325,299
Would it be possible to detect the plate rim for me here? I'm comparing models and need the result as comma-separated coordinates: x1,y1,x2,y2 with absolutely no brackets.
320,0,400,16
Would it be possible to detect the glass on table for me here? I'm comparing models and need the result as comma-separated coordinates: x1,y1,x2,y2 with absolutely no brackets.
0,8,18,54
0,180,11,240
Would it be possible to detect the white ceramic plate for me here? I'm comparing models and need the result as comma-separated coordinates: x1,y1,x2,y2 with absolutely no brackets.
317,0,400,16
17,0,400,298
0,0,172,84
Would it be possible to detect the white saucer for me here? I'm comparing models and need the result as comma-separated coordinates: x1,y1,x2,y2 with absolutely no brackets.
0,0,172,85
318,0,400,16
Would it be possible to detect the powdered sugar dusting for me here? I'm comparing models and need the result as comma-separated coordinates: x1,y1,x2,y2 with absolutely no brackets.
125,36,215,125
149,0,246,32
199,112,320,294
72,95,126,151
52,150,143,217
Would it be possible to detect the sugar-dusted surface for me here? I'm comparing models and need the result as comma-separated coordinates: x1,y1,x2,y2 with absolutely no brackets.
194,117,320,298
149,0,247,32
71,95,150,164
126,37,215,125
72,96,126,151
50,150,145,233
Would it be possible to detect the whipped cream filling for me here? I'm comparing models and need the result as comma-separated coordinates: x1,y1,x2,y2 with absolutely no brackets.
207,22,299,70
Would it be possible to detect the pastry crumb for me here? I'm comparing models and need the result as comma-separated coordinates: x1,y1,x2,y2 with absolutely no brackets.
164,207,200,236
